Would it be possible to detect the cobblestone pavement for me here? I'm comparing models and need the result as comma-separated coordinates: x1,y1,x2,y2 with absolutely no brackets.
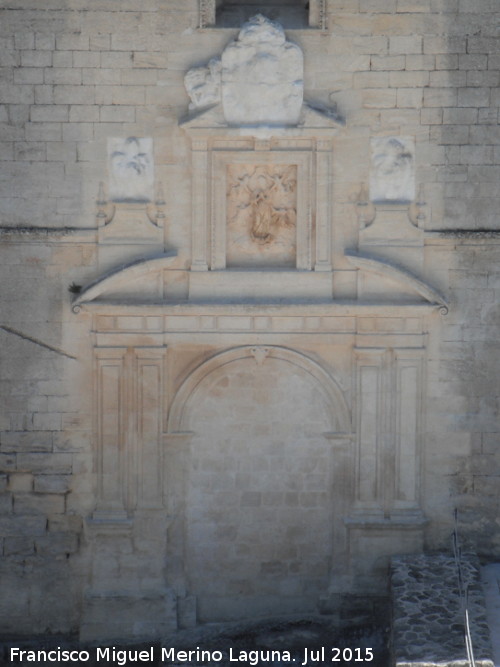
391,553,494,667
481,564,500,667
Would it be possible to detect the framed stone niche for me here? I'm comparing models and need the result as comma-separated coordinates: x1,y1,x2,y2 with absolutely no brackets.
216,151,309,269
199,0,327,30
188,137,334,273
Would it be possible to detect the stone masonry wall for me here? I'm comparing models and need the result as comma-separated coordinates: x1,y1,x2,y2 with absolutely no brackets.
425,236,500,555
0,0,499,637
1,0,500,232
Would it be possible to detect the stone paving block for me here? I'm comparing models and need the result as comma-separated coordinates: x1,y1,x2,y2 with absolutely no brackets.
391,553,494,667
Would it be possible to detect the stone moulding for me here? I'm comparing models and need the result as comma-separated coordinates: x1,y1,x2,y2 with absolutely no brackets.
180,109,343,276
71,251,178,312
345,250,449,314
180,101,345,136
167,344,352,434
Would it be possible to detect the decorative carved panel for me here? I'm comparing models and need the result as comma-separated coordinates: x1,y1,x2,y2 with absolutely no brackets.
226,164,297,267
211,149,314,270
94,346,166,519
369,136,415,205
354,349,384,511
136,349,166,509
394,349,423,512
353,346,424,519
96,349,127,517
108,137,154,203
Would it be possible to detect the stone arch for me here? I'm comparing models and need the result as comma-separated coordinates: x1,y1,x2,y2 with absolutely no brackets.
167,345,352,621
167,345,351,435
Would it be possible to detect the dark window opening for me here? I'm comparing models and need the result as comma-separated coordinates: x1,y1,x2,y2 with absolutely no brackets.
212,0,317,29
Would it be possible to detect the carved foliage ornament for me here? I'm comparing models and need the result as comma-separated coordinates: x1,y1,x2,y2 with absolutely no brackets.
369,137,415,204
108,137,154,203
227,164,297,265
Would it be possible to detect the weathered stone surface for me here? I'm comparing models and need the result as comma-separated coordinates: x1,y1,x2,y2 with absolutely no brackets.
107,137,154,203
0,0,499,648
184,14,304,126
184,58,222,111
369,136,415,203
221,14,303,125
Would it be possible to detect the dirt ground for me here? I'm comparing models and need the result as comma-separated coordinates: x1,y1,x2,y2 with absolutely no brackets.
1,614,389,667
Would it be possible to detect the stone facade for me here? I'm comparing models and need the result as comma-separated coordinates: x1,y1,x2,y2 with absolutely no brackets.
0,0,499,643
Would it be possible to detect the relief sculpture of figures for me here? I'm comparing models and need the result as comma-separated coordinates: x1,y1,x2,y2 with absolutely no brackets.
227,164,297,266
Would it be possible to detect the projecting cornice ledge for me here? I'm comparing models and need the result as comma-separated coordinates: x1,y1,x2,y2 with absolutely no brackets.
345,250,449,315
71,252,178,313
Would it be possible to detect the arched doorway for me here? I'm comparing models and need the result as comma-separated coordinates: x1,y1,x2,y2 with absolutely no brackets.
168,346,351,622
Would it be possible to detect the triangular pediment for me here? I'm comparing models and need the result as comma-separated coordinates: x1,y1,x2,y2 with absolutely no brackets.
180,102,344,136
179,103,227,130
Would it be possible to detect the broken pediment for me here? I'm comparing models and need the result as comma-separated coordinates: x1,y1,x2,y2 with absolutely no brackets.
71,252,182,311
345,250,448,313
71,248,448,313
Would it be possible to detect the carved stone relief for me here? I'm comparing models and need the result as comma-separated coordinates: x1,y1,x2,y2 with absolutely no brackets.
108,137,154,203
221,15,303,125
369,137,415,204
186,14,304,125
226,164,297,266
184,58,222,112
